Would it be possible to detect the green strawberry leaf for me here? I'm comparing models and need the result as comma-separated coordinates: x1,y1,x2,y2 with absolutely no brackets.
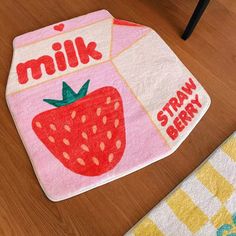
43,80,90,107
62,81,77,100
43,99,68,107
77,80,90,99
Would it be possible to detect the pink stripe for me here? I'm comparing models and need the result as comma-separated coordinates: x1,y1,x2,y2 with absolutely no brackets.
13,9,112,48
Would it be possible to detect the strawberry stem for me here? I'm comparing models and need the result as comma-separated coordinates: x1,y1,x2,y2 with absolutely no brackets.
43,80,90,107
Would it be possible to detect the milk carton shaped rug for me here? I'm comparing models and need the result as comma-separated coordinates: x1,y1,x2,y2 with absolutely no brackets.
6,10,211,201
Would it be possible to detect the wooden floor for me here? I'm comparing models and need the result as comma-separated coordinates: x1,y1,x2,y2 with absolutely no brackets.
0,0,235,235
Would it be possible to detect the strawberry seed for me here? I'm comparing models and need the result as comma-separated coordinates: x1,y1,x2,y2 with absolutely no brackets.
92,125,97,134
77,158,85,166
63,152,70,159
64,125,71,132
106,97,111,104
102,116,107,125
71,110,76,119
92,157,99,165
108,153,114,162
100,142,105,151
63,138,70,146
50,124,56,131
82,132,88,140
36,122,42,128
107,131,112,139
114,119,119,128
116,140,121,149
81,115,86,123
81,144,89,152
114,102,119,110
48,136,55,143
96,107,101,116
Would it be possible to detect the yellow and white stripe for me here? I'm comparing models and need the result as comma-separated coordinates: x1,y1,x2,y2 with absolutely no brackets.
125,132,236,236
181,177,221,217
209,149,236,189
166,189,208,234
148,202,192,235
225,191,236,214
195,162,234,203
222,136,236,161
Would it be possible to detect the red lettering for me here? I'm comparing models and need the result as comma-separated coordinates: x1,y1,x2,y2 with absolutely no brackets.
16,55,55,84
75,37,102,64
166,126,178,140
169,97,181,112
16,36,103,84
157,111,168,126
182,78,196,95
185,103,198,118
173,117,184,132
179,110,192,126
64,40,79,67
52,42,67,71
163,103,174,117
191,94,202,108
177,91,188,106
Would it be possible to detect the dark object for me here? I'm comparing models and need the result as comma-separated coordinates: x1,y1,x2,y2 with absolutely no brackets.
182,0,210,40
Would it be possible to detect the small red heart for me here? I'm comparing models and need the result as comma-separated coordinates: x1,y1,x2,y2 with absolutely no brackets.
53,23,64,32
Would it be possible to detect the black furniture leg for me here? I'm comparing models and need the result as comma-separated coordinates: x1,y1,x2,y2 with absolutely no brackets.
182,0,210,40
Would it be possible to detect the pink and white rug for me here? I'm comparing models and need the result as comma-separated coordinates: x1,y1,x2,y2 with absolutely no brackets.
6,10,211,201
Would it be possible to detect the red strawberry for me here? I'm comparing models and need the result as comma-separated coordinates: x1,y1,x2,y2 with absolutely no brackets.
32,80,126,176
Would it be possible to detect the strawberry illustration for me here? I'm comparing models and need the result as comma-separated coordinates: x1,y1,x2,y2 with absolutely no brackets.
32,80,126,176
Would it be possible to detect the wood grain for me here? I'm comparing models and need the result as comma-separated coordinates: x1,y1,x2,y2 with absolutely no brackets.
0,0,235,235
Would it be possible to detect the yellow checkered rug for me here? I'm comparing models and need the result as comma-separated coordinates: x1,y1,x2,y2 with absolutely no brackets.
126,132,236,236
